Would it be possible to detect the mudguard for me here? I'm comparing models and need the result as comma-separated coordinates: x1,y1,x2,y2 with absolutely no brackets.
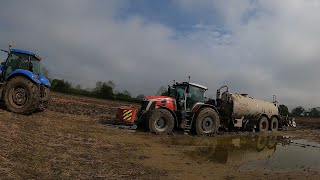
38,75,51,87
7,69,41,84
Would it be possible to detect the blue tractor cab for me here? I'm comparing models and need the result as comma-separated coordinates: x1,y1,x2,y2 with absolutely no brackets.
0,46,51,114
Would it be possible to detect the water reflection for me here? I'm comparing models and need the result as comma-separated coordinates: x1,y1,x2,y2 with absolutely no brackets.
161,135,320,171
162,135,278,164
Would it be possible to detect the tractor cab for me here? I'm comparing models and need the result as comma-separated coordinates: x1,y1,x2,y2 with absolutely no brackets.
169,82,208,111
0,49,45,80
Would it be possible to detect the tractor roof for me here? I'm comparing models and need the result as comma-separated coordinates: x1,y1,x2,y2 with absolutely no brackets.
175,82,208,90
189,82,208,90
10,49,42,60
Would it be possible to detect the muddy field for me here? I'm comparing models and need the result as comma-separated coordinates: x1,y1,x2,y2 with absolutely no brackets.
1,93,320,180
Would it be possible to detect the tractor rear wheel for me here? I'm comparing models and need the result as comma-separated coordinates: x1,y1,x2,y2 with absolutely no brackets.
269,117,279,131
4,77,39,114
258,116,269,132
195,108,220,135
147,109,174,134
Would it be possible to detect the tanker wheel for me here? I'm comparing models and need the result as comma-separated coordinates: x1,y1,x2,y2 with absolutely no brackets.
269,117,279,131
4,76,39,114
257,116,269,132
195,108,220,135
147,109,174,134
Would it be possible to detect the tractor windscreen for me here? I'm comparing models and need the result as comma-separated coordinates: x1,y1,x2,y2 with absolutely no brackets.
188,85,206,102
30,57,41,75
30,56,48,76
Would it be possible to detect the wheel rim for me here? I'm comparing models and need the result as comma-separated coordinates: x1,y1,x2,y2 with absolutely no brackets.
9,86,29,108
154,117,168,132
202,116,214,133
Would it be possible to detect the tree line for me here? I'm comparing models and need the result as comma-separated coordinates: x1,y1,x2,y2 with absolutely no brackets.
50,79,320,118
279,104,320,118
50,79,145,103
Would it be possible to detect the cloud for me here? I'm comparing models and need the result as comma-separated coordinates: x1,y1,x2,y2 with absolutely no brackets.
1,0,320,109
174,0,320,108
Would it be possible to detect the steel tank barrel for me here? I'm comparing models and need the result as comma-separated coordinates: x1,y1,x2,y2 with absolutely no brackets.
221,92,278,119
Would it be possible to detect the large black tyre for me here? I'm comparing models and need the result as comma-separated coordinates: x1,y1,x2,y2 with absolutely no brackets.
269,117,279,131
147,109,174,134
194,108,220,135
4,76,40,114
257,116,269,132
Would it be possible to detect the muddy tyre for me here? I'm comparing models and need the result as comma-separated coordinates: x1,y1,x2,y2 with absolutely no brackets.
195,108,220,135
257,116,269,132
269,117,279,131
147,109,174,134
4,77,39,114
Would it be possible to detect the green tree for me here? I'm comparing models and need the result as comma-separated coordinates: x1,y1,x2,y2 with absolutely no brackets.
115,90,132,101
310,107,320,118
107,80,115,89
123,90,131,97
278,104,289,116
291,106,305,117
93,81,114,99
51,79,72,93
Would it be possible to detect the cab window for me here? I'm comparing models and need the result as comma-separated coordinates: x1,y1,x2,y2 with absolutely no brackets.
189,86,205,102
4,53,30,77
175,86,186,99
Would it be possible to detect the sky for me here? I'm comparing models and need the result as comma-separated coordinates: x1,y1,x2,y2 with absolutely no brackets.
0,0,320,109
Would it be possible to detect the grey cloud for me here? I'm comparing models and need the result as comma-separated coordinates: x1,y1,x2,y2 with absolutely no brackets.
1,0,320,109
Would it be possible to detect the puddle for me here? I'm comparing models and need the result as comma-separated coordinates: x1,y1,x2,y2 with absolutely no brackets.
242,138,320,172
161,134,320,171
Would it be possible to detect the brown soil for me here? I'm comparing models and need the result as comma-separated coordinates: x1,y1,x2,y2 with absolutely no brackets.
0,92,319,180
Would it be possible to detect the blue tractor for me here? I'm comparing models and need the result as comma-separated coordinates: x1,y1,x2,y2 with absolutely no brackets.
0,45,51,114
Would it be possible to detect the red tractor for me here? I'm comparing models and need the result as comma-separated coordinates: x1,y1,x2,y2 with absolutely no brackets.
117,81,219,135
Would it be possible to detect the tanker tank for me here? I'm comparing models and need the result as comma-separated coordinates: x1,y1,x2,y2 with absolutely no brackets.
221,92,279,120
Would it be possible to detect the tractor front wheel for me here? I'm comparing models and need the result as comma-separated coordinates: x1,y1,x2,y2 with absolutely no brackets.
147,109,174,134
4,77,40,114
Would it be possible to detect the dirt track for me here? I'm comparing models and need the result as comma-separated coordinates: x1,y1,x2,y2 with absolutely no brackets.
1,93,320,179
